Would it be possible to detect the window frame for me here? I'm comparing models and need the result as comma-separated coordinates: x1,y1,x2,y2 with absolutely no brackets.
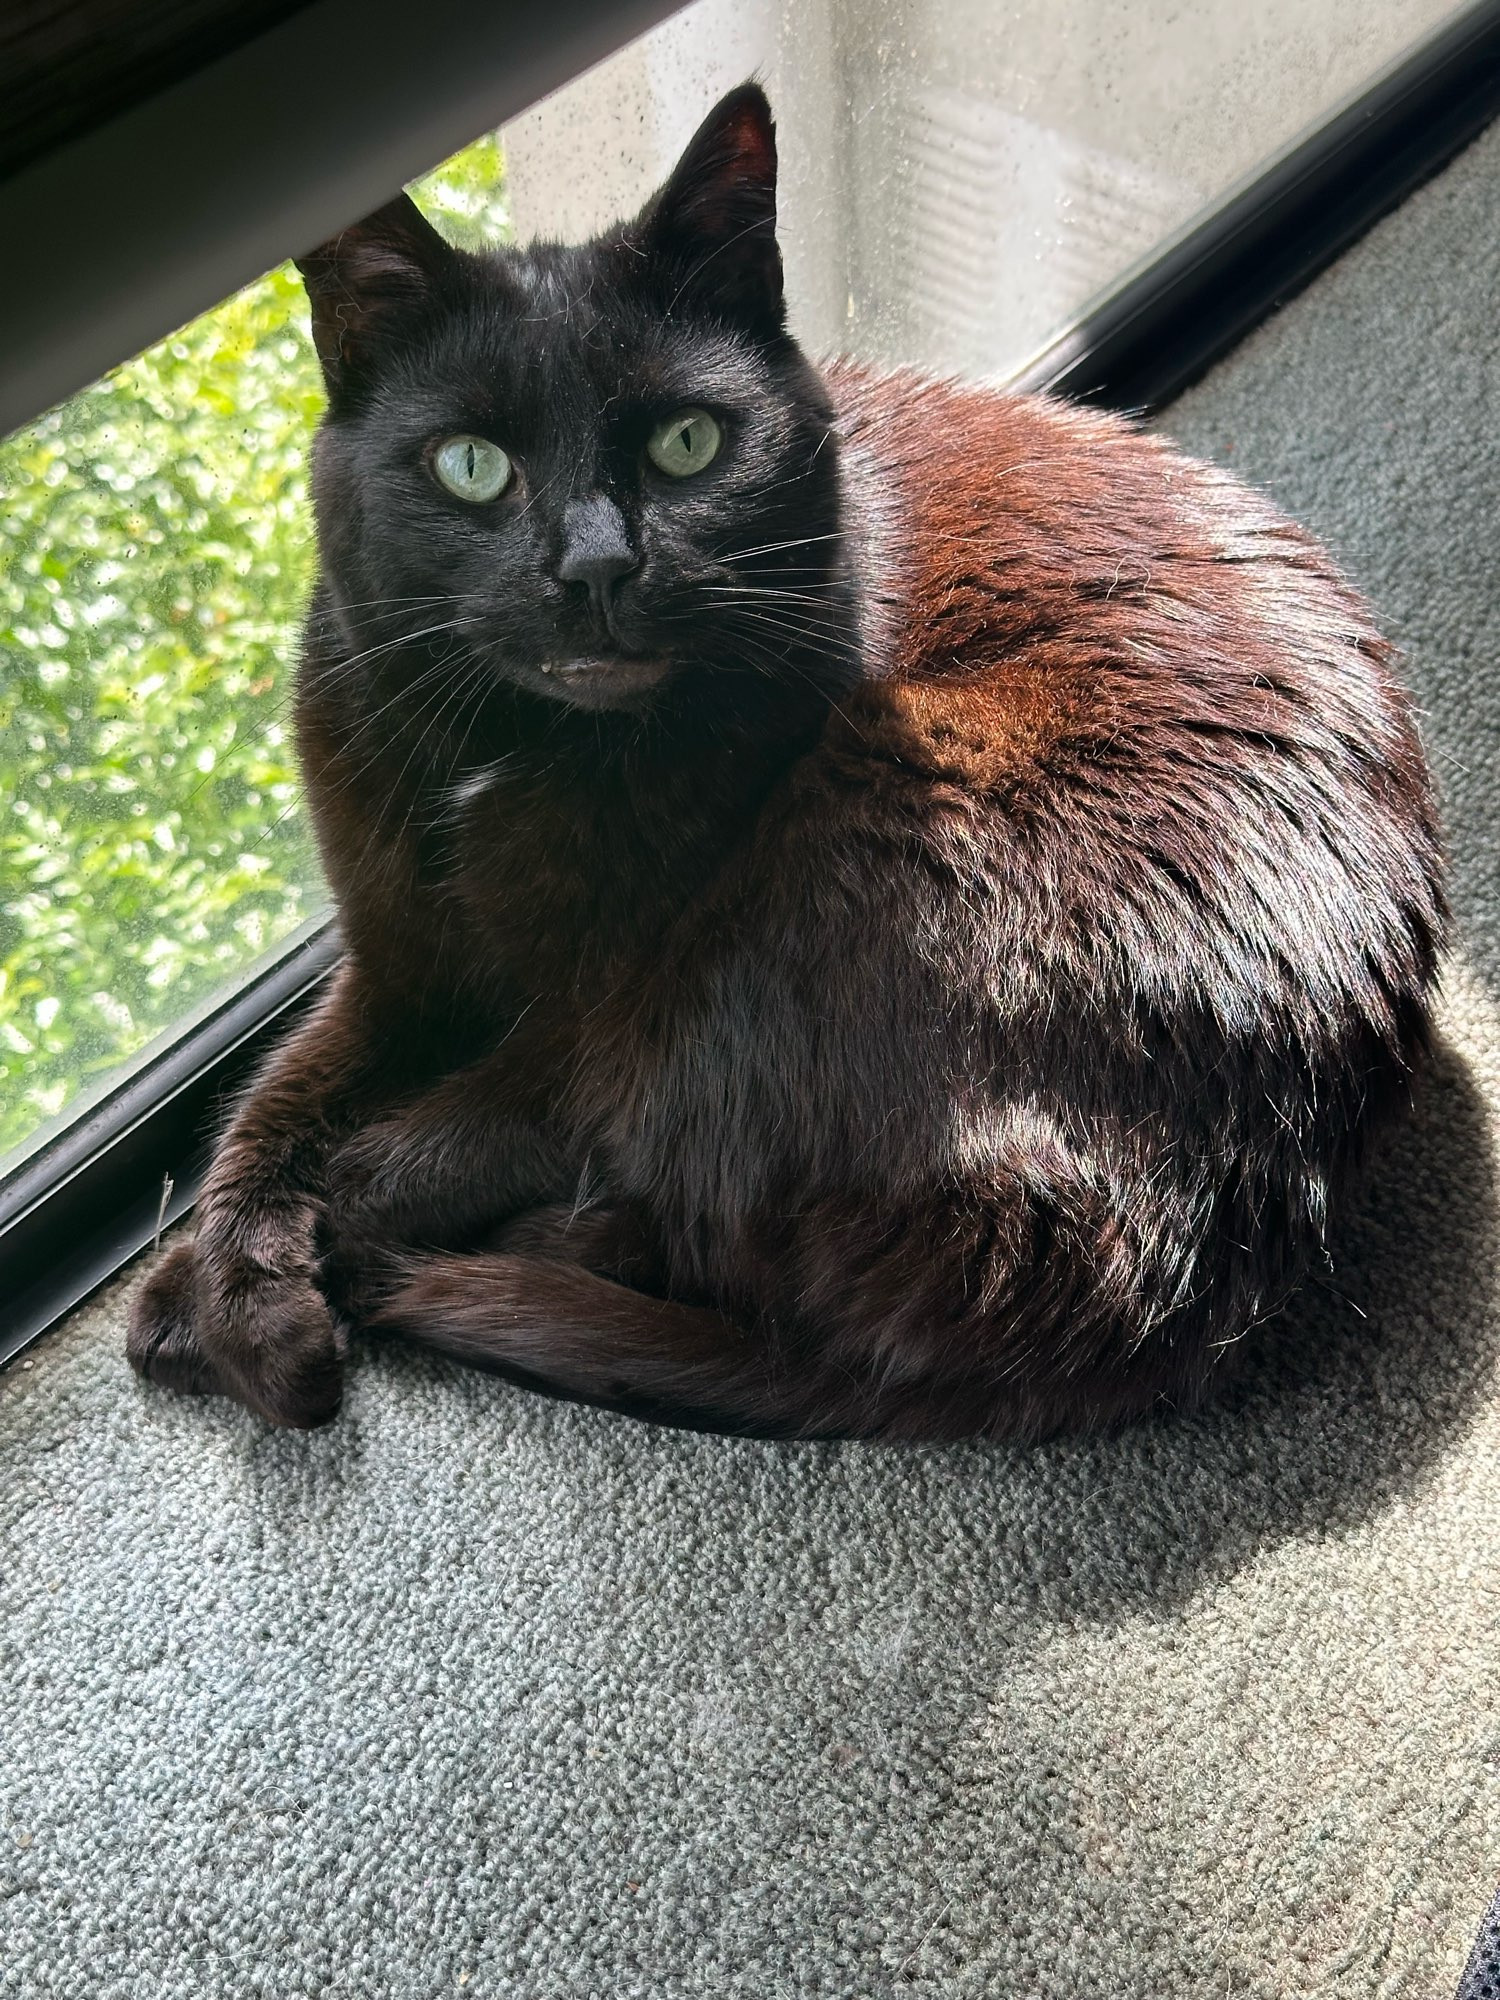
0,0,682,438
3,0,1500,1367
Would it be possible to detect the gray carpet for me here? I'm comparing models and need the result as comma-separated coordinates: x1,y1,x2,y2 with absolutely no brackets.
6,117,1500,2000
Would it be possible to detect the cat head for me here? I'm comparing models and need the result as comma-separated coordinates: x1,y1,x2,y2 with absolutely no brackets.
295,83,853,721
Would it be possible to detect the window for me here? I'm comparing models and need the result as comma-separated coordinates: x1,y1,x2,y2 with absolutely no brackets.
0,138,509,1169
0,0,1487,1226
503,0,1461,377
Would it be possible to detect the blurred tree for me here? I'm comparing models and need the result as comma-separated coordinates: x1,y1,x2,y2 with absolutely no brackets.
0,137,510,1158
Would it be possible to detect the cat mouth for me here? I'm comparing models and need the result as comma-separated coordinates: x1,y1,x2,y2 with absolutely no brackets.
531,651,672,709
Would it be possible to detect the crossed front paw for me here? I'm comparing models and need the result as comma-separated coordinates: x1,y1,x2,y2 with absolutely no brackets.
126,1240,229,1398
127,1236,347,1429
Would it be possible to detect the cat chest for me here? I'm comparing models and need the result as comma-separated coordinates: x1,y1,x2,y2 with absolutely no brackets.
431,748,972,1215
431,783,690,999
432,745,803,1002
564,868,966,1234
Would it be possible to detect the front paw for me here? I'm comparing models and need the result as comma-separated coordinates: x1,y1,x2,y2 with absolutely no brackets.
127,1236,346,1430
128,1240,229,1398
221,1267,348,1429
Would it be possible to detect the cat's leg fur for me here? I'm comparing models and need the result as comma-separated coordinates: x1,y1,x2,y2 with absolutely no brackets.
367,1175,1230,1441
127,965,427,1426
129,1240,232,1398
128,947,588,1424
369,1251,805,1434
314,1082,581,1321
367,1244,1056,1440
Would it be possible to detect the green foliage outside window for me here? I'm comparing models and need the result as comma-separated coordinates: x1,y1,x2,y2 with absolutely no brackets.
0,136,510,1159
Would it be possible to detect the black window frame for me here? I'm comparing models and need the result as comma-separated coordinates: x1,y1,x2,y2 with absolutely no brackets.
3,0,1500,1367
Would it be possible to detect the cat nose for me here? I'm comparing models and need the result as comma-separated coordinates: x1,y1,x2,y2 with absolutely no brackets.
557,495,638,611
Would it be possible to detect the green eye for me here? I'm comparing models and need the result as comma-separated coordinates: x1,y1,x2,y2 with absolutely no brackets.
646,408,722,478
433,434,513,502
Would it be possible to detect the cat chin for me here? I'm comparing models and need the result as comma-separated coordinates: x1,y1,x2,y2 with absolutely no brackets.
523,654,673,712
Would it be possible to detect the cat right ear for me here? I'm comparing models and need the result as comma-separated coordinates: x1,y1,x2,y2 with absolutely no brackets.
634,82,784,335
295,194,455,396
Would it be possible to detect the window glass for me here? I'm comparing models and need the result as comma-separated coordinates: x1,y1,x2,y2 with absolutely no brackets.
503,0,1462,375
0,2,1470,1171
0,141,509,1165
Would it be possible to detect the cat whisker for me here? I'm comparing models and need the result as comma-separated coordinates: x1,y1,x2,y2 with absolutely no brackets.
658,605,846,656
698,586,848,616
310,629,485,781
313,627,490,799
396,666,495,852
718,531,845,562
715,606,849,650
236,659,472,856
331,593,460,616
656,608,835,656
706,570,847,587
371,645,499,873
313,617,481,683
699,575,846,593
716,627,860,731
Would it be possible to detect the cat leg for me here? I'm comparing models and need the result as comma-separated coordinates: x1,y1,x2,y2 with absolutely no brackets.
315,1078,580,1322
369,1251,806,1433
368,1247,1036,1438
370,1168,1224,1440
127,964,435,1427
127,1240,231,1398
364,1224,1016,1437
482,1198,656,1278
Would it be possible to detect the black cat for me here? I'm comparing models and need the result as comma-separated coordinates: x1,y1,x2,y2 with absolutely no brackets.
128,83,1447,1439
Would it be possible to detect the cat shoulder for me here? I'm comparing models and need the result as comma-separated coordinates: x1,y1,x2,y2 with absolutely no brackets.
818,359,1168,799
816,357,1415,807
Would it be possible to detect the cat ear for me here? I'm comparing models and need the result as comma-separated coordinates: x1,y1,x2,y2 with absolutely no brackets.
295,194,456,394
636,82,784,333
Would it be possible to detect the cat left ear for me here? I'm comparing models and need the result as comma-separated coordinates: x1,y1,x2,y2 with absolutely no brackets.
295,194,456,396
635,82,784,334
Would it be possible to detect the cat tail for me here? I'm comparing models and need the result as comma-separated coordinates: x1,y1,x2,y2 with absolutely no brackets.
369,1252,824,1437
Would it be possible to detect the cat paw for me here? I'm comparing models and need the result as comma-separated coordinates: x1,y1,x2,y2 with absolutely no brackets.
226,1270,348,1429
128,1238,346,1430
127,1240,229,1397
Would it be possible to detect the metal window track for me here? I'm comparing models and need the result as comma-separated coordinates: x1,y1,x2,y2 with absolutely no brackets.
1010,0,1500,410
3,0,1500,1367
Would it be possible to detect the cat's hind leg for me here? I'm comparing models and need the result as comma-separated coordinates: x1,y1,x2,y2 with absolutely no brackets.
366,1232,1016,1439
369,1251,799,1433
369,1157,1239,1439
367,1247,1053,1439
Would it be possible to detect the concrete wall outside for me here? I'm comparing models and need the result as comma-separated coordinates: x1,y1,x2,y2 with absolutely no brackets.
499,0,1461,377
